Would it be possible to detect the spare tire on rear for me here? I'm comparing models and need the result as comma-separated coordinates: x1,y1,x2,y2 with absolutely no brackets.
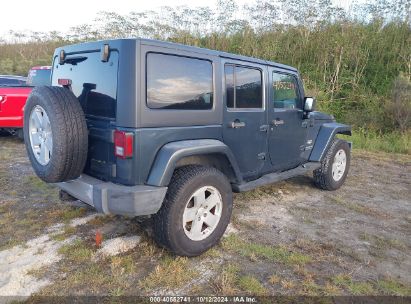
23,86,88,183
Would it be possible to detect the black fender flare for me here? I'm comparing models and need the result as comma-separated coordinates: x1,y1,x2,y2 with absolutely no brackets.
309,123,351,162
146,139,243,187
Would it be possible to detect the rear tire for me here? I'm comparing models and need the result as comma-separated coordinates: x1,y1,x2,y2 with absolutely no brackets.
24,86,88,183
153,166,233,256
313,138,350,190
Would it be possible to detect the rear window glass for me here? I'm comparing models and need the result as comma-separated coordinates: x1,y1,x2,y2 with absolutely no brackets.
146,53,213,110
52,51,118,119
27,69,51,86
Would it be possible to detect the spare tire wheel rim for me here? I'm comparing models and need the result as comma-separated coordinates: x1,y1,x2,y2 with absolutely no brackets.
29,105,52,165
332,149,346,182
183,186,223,241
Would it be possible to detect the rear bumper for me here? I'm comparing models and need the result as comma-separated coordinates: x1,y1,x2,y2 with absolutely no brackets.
57,175,167,216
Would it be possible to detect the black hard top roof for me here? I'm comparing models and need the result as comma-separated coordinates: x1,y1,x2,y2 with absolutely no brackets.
138,38,297,72
56,38,298,73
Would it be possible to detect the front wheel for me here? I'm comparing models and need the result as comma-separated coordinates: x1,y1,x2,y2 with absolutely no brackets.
153,166,233,256
313,138,351,190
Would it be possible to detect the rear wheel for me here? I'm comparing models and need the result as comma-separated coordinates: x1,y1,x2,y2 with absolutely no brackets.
153,166,233,256
313,138,350,190
24,86,88,183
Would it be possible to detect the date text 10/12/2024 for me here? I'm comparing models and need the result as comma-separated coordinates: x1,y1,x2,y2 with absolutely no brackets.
149,296,257,303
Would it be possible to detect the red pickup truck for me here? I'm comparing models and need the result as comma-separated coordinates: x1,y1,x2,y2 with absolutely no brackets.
0,66,51,138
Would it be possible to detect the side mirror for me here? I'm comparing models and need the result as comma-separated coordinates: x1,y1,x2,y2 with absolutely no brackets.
304,97,316,112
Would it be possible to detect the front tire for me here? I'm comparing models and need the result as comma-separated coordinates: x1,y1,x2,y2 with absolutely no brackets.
153,166,233,256
313,138,351,190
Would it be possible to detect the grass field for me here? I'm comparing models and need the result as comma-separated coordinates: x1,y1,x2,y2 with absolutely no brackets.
0,136,410,299
341,130,410,155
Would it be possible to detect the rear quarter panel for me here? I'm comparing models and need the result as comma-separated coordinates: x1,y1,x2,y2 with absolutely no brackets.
114,125,223,185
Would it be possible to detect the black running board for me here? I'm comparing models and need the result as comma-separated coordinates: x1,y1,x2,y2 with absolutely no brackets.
232,162,321,192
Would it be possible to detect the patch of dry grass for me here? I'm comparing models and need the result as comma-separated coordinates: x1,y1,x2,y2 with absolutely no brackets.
268,274,280,285
332,274,375,295
46,207,87,223
376,278,411,296
137,236,162,257
58,239,94,262
88,215,115,226
62,262,116,293
359,232,406,257
222,234,311,266
281,279,296,289
210,264,240,295
238,275,267,295
327,195,390,219
322,282,342,295
0,208,53,250
139,256,197,290
110,255,136,276
51,226,77,241
300,278,323,295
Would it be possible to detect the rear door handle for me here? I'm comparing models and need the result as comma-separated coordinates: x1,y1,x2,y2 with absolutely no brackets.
229,119,246,129
272,119,284,126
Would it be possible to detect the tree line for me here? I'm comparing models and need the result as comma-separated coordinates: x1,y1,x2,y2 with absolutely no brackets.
0,0,410,134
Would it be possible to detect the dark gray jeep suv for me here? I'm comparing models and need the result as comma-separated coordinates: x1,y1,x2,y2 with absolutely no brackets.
24,38,351,256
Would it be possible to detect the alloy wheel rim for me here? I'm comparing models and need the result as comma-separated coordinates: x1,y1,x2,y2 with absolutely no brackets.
182,186,223,241
332,149,346,182
29,105,53,165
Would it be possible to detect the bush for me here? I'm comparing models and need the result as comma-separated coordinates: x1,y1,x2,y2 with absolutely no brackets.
386,74,411,133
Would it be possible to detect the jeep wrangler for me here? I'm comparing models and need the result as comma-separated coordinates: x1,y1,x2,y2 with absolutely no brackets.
23,38,351,256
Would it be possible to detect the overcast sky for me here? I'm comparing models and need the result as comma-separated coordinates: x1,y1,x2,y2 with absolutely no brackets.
1,0,356,35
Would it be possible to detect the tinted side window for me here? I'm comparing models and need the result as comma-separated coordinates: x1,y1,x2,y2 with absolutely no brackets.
147,53,213,110
225,64,262,109
272,73,300,109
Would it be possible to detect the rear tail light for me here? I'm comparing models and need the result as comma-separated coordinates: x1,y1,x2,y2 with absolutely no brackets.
114,130,133,159
58,78,72,86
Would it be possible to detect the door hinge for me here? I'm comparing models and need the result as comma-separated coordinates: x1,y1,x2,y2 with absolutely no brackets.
259,125,269,132
257,152,266,160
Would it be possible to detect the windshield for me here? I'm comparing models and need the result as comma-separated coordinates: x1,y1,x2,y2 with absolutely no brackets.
27,69,51,86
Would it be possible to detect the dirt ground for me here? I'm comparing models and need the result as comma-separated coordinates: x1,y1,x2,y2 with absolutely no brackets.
0,135,410,300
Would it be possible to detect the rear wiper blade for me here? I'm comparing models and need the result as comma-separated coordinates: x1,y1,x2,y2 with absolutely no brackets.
62,56,88,65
